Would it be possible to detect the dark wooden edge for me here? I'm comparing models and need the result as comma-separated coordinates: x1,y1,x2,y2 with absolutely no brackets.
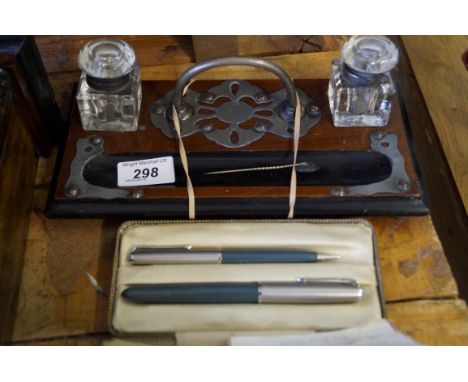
395,84,428,209
45,82,77,218
17,37,64,148
46,74,428,218
0,69,12,163
392,36,468,301
0,36,64,156
46,196,428,219
0,105,38,344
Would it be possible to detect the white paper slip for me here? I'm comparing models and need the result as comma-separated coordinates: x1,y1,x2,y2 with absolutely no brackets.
117,156,175,187
229,319,420,346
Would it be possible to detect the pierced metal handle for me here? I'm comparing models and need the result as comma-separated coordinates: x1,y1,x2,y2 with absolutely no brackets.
173,56,298,120
151,56,320,147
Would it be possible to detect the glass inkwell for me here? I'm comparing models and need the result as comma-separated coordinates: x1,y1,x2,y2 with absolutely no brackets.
76,39,142,131
328,35,399,127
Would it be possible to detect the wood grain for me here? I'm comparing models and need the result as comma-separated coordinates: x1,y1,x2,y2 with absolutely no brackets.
237,36,347,56
0,37,64,156
192,36,347,61
141,51,339,81
34,36,195,74
387,299,468,345
53,77,422,206
12,151,114,343
367,216,458,302
7,40,466,345
192,36,239,61
0,93,38,344
11,192,455,342
12,188,118,342
46,71,80,120
402,36,468,214
395,37,468,301
14,333,110,346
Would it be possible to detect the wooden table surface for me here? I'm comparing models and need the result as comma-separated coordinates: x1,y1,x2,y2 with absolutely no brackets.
402,36,468,215
8,50,468,345
11,176,468,345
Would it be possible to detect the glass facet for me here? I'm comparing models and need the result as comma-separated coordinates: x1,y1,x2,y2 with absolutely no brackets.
76,39,141,132
342,35,399,74
328,36,399,127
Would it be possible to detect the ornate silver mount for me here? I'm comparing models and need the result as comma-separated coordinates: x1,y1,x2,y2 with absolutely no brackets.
65,132,411,200
345,131,411,196
65,136,132,200
150,57,321,148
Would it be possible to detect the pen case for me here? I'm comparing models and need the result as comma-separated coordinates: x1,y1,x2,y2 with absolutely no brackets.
108,219,385,345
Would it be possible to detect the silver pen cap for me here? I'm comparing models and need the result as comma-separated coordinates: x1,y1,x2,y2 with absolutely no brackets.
129,246,222,264
258,278,363,304
316,253,341,261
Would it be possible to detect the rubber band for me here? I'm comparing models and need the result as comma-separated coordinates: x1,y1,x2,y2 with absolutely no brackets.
287,92,301,219
172,79,196,219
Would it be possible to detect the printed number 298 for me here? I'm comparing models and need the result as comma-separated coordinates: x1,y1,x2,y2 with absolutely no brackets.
133,167,159,179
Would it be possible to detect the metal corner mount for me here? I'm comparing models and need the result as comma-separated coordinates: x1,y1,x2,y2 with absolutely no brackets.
150,57,321,148
65,136,132,200
346,131,412,196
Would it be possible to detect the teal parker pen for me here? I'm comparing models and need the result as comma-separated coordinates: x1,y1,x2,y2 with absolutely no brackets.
121,278,363,304
128,246,340,265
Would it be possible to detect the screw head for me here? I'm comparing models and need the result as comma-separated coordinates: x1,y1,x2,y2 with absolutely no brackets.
331,187,346,197
66,186,80,197
255,92,270,103
132,190,144,199
253,122,269,133
198,93,215,104
306,104,321,117
90,136,102,145
199,122,214,132
373,131,386,140
397,180,410,192
153,103,166,115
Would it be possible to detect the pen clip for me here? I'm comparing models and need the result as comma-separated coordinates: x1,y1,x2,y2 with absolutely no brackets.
296,277,361,289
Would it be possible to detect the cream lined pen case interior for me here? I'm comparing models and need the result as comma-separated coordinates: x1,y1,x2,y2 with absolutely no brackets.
108,219,385,344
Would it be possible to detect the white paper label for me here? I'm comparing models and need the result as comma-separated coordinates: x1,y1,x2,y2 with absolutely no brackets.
117,156,175,187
